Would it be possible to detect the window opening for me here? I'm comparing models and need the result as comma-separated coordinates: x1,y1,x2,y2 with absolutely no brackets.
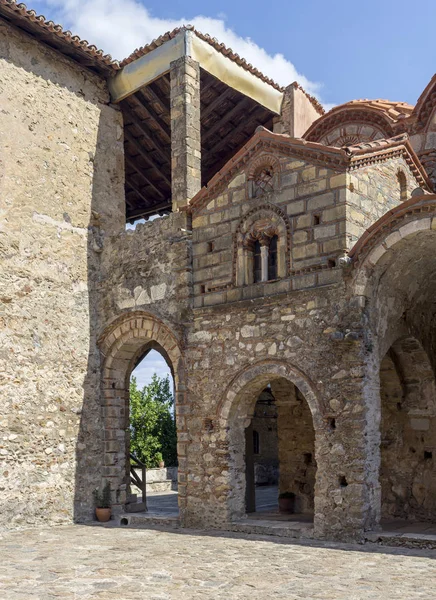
268,235,278,280
253,240,262,283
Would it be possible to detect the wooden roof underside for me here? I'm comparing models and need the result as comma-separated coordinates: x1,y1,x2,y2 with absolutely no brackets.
121,68,275,221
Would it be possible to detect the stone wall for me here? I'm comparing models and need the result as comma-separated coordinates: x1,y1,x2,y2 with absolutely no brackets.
346,158,420,248
0,20,124,528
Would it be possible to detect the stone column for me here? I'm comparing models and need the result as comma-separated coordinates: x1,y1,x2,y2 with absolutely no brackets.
260,244,269,282
170,56,201,212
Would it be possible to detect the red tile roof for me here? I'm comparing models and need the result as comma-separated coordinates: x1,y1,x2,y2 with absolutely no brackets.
330,99,414,122
121,26,324,114
0,0,119,74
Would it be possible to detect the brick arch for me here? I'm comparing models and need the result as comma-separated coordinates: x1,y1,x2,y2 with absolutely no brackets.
98,311,187,514
350,193,436,296
217,360,324,430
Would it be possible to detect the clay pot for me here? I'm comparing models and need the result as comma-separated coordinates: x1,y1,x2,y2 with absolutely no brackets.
95,507,111,522
278,496,295,514
159,460,165,468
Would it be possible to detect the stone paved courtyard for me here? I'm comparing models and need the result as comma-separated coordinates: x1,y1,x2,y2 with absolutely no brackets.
1,524,436,599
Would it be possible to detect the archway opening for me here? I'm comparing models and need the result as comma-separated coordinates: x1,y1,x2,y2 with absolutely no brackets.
358,222,436,534
245,381,316,520
225,368,318,528
379,337,436,525
128,347,178,516
100,314,185,519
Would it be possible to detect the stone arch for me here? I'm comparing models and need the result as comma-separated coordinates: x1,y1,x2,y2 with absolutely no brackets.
98,311,187,514
217,360,324,522
350,194,436,301
234,203,291,286
303,104,395,146
217,360,324,428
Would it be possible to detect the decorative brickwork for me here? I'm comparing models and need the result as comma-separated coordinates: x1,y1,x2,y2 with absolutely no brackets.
99,311,188,515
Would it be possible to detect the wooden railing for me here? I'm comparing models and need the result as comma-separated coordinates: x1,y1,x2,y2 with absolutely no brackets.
130,453,147,511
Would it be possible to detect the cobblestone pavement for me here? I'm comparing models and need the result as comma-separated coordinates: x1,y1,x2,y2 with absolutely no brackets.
1,524,436,599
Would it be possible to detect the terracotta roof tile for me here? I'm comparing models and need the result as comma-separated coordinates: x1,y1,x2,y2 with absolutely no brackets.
0,0,119,74
325,99,414,122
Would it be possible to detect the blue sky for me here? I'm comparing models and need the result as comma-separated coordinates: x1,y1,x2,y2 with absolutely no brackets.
30,0,434,107
131,349,172,388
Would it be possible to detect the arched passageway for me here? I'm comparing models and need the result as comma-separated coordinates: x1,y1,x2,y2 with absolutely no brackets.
218,361,321,527
98,312,186,516
380,337,436,522
352,196,436,529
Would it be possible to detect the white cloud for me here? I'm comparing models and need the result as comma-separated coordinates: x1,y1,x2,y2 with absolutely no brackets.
39,0,326,101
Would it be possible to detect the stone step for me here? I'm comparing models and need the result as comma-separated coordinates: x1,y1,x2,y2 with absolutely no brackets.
118,513,181,528
365,531,436,550
227,518,314,540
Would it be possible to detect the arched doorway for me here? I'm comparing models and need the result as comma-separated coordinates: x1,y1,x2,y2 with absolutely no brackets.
98,312,186,517
129,346,178,515
246,380,316,519
219,361,322,528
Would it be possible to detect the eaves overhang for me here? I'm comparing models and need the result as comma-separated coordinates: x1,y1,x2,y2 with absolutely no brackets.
108,29,284,115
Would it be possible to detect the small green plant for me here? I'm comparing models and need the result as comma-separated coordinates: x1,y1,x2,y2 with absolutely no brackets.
93,480,112,508
278,491,296,499
155,451,163,466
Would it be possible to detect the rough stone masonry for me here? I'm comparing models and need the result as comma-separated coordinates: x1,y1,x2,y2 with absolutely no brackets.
1,2,436,543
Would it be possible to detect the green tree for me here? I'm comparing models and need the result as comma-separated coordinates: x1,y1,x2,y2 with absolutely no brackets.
129,373,177,468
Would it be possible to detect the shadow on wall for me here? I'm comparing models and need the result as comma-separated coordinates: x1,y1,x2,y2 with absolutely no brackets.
73,109,121,523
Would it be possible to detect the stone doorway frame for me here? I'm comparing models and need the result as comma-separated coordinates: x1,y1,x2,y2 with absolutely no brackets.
217,360,324,528
98,311,187,517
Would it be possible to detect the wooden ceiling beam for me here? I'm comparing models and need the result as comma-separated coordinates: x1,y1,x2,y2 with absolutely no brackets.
123,104,170,166
135,89,171,140
125,155,166,200
143,82,170,114
202,97,252,143
206,116,263,160
201,86,235,121
125,129,171,188
127,201,172,222
128,94,171,144
126,180,152,208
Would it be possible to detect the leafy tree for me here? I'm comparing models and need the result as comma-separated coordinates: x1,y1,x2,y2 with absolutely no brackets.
129,373,177,468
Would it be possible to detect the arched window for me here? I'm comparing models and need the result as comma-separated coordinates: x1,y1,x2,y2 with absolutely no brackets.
398,170,408,201
235,206,290,287
268,235,278,280
253,430,260,455
253,240,262,283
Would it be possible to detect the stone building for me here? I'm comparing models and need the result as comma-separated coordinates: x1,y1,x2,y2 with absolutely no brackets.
1,0,436,542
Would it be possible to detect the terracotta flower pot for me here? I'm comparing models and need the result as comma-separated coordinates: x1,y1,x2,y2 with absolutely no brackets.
278,496,295,514
159,461,165,468
95,507,111,522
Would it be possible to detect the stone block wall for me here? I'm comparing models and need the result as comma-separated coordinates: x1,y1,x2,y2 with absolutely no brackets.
0,20,124,528
346,157,420,248
192,159,347,308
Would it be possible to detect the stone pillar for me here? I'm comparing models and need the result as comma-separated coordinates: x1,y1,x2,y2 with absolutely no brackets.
170,56,201,211
260,244,269,282
245,422,256,513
